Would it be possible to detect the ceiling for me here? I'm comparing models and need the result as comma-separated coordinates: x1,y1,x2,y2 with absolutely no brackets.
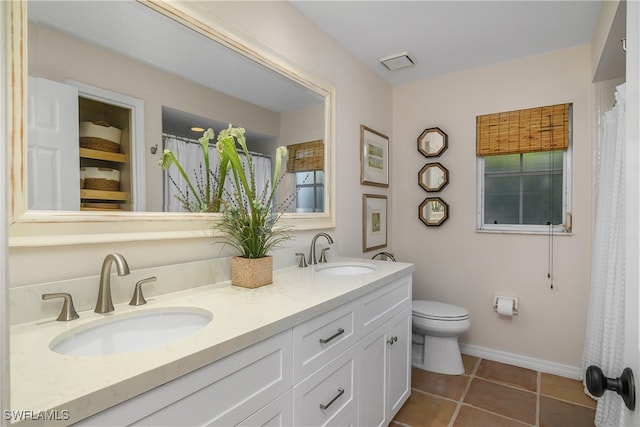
290,1,603,85
28,1,604,137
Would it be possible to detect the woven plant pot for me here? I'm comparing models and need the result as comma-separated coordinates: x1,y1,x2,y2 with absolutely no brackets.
231,256,273,288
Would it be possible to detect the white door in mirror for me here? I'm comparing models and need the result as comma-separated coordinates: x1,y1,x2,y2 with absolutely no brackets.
27,77,80,210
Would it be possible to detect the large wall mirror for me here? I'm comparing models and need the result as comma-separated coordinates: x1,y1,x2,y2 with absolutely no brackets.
8,0,335,246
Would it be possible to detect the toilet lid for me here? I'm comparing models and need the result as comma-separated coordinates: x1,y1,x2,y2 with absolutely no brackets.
412,300,470,321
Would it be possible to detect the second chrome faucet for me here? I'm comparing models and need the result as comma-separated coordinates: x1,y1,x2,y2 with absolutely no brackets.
95,253,130,314
309,232,334,265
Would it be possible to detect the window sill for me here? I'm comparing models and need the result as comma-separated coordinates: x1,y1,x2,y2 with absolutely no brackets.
476,227,572,236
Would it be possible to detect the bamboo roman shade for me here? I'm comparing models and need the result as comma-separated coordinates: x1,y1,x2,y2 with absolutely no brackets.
476,103,571,156
287,140,324,172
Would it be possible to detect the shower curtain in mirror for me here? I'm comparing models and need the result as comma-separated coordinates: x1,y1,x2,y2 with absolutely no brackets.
582,83,627,427
163,135,271,212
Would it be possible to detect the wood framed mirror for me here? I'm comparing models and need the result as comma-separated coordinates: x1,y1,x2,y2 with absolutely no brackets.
7,0,336,246
418,162,449,192
417,127,448,158
419,197,449,226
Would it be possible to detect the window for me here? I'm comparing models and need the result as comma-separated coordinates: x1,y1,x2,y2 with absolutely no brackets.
286,140,325,213
476,104,572,233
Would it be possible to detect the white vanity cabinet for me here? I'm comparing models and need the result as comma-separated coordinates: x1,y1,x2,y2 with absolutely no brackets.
73,273,412,427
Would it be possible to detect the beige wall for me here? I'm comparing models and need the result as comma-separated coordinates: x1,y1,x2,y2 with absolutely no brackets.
392,45,592,367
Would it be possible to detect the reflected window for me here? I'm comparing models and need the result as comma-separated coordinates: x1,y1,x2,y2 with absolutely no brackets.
295,171,324,213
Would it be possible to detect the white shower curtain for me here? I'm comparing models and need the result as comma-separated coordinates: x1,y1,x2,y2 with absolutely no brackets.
582,83,627,427
163,135,272,212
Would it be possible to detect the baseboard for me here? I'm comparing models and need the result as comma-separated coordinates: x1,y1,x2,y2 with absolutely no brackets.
460,343,582,380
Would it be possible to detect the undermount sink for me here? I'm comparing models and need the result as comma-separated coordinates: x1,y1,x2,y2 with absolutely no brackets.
315,262,377,276
50,307,212,356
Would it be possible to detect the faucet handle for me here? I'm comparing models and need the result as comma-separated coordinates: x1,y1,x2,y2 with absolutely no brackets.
319,247,330,263
295,253,308,268
42,292,80,321
129,276,157,306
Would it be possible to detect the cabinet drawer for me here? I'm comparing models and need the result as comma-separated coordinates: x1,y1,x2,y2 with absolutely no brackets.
136,331,292,426
293,347,358,427
293,300,357,382
361,276,412,337
79,330,292,426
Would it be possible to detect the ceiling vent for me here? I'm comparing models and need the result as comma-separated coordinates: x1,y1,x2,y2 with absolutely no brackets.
379,51,415,71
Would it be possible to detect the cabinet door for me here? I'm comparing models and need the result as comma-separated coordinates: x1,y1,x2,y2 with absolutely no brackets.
358,306,412,427
387,307,412,418
358,326,387,427
237,390,292,427
27,76,80,210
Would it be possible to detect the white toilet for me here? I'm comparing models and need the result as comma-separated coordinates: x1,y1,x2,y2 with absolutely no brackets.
412,300,471,375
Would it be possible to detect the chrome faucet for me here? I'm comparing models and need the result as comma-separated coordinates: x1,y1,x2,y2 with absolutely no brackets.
95,253,130,313
309,232,334,265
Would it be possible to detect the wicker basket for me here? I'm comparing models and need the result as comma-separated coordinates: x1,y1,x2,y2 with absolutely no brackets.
79,121,122,153
81,167,120,191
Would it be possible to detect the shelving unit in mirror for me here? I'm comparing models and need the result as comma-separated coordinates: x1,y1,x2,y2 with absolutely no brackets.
78,97,132,211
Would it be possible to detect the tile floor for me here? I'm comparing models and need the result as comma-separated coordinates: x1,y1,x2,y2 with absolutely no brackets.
391,355,596,427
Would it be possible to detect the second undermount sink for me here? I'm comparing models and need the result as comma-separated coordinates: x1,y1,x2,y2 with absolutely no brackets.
50,307,212,356
315,262,377,276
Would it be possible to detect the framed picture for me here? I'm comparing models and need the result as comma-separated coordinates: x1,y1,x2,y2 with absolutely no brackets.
363,194,388,252
360,125,389,187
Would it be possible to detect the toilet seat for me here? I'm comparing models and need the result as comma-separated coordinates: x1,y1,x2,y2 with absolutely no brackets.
412,300,470,321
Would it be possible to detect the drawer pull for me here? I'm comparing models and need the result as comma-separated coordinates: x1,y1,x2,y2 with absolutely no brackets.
319,328,345,344
387,336,398,345
319,387,345,410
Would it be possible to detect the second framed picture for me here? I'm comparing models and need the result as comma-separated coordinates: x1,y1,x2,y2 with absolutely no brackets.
363,194,388,252
360,125,389,187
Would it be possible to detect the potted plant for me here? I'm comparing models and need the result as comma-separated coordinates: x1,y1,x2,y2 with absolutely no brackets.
161,125,290,287
215,125,291,288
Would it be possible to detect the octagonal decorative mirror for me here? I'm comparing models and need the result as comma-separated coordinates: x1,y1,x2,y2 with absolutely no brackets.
419,197,449,226
418,163,449,192
417,127,448,158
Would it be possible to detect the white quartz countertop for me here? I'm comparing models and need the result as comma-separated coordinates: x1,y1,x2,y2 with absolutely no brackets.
10,258,413,425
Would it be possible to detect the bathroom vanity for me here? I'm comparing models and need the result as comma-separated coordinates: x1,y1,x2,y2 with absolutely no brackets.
10,258,413,426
